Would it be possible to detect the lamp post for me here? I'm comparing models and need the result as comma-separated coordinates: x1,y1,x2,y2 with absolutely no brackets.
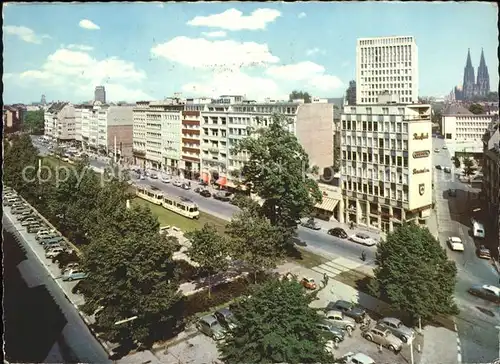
114,316,137,326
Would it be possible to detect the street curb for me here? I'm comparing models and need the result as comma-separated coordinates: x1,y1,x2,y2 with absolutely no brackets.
454,321,462,364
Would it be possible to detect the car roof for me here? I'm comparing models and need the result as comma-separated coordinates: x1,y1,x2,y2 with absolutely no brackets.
352,353,375,363
356,233,370,238
216,307,232,316
380,317,401,325
373,325,389,332
325,309,343,316
482,285,500,295
335,300,352,308
449,237,462,242
201,315,218,324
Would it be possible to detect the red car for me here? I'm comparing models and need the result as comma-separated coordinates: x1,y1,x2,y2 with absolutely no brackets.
301,277,317,290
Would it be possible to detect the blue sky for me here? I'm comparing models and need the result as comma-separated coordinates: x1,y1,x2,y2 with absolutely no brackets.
2,2,498,104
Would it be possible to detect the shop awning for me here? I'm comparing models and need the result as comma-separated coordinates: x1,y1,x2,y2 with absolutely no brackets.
216,176,227,186
202,172,210,183
315,197,339,212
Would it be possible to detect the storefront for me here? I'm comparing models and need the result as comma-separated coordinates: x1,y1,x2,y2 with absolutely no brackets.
313,183,342,221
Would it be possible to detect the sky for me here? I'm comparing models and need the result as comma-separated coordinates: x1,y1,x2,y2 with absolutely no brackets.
2,2,498,104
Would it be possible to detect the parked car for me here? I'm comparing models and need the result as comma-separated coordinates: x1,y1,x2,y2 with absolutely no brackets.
62,262,80,274
316,321,345,343
362,325,403,352
40,236,64,247
350,233,377,246
62,269,87,282
300,277,317,290
326,300,366,323
377,317,415,343
338,352,375,364
447,236,465,252
214,307,236,330
324,309,356,334
196,314,226,340
161,176,170,183
11,207,30,215
200,189,212,198
442,145,448,150
477,245,491,259
213,191,232,202
181,183,191,190
194,187,203,193
21,218,39,226
301,218,321,230
435,165,442,170
150,174,158,179
448,189,457,197
172,180,182,187
434,148,440,153
468,284,500,303
444,167,452,173
46,247,65,259
17,211,35,221
36,231,57,241
328,227,348,239
139,175,146,180
44,242,63,252
27,224,43,233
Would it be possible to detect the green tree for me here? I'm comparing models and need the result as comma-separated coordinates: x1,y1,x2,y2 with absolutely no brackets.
289,90,312,103
23,110,45,134
369,223,459,323
226,206,284,283
233,114,322,241
462,156,477,182
4,134,39,196
186,223,229,298
218,278,331,364
452,156,461,169
81,204,183,347
468,103,485,115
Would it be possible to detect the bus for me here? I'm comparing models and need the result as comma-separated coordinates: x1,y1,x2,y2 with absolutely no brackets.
135,186,199,219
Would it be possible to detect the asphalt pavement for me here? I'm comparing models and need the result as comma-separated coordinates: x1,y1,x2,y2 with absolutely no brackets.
3,212,111,363
433,137,500,364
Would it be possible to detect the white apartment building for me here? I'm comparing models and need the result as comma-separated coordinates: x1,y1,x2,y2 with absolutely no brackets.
340,93,432,233
442,104,496,155
132,100,184,173
44,102,76,141
356,36,419,105
75,104,93,146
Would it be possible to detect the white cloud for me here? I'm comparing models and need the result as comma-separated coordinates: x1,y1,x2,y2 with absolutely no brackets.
305,47,325,56
266,61,344,93
298,12,306,18
66,44,94,51
19,48,151,102
266,61,325,81
201,31,227,38
79,19,100,30
187,8,281,31
3,25,50,44
308,74,344,92
157,3,164,8
151,36,279,70
182,70,286,101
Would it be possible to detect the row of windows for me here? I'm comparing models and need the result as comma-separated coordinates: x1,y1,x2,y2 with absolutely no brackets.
363,89,413,97
342,120,409,132
360,62,412,69
342,152,409,167
359,38,413,46
344,181,409,201
361,69,410,76
363,75,412,82
362,97,413,103
342,167,410,184
343,136,409,150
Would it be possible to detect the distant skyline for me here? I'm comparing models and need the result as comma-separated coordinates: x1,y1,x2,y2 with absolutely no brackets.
2,2,498,104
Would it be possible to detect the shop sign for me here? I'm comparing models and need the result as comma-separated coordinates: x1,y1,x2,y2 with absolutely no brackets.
412,150,430,159
413,168,430,175
413,132,429,140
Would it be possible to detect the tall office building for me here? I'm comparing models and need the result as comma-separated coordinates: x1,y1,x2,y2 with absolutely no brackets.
41,94,46,105
356,36,418,105
94,86,106,104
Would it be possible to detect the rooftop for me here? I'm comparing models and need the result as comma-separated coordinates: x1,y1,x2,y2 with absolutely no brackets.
442,104,473,116
47,102,68,113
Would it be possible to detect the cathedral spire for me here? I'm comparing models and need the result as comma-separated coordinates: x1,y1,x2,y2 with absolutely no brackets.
466,48,473,68
479,48,486,68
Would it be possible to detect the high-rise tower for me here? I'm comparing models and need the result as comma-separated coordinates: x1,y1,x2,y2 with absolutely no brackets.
476,48,490,97
462,49,476,100
94,86,106,103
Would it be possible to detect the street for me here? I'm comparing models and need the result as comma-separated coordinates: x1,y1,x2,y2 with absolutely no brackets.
432,137,500,364
3,213,111,363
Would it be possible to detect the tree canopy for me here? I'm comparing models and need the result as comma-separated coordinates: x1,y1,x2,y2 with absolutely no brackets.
4,134,39,198
226,205,284,282
186,223,229,298
232,114,322,240
462,156,477,181
369,223,459,322
218,278,331,364
81,204,183,346
23,110,45,134
289,90,312,103
468,103,485,115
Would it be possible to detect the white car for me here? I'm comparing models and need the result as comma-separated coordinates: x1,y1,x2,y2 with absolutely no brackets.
172,180,182,187
350,233,377,246
434,148,440,153
161,176,171,183
340,352,375,364
46,247,65,258
442,145,448,150
447,236,464,251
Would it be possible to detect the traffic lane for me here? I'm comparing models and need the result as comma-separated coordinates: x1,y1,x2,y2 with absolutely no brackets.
134,177,377,262
456,318,499,364
3,215,111,363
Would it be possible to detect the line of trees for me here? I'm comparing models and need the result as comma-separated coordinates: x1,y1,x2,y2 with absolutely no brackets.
23,110,45,134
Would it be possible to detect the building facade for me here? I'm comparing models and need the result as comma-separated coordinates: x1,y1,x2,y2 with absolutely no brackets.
44,102,76,141
76,104,93,147
481,121,500,251
3,105,25,134
340,94,433,233
356,36,419,105
94,86,106,104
